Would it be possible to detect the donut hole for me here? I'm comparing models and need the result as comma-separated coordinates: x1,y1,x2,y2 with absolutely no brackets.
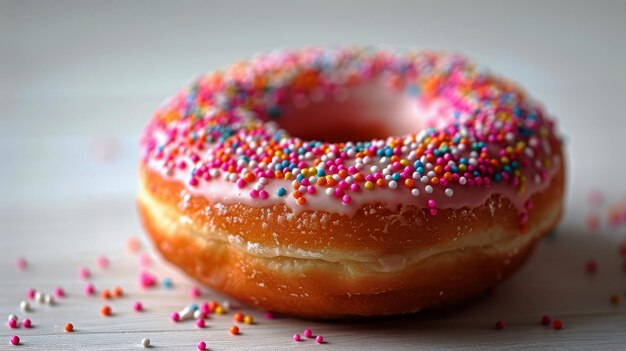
275,81,427,143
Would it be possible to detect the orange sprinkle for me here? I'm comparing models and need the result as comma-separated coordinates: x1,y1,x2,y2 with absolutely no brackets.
65,323,74,332
316,177,326,186
354,173,365,182
430,177,440,185
234,312,244,323
296,197,306,206
112,286,123,298
376,178,385,187
100,305,112,316
404,179,415,188
338,169,348,178
230,325,240,335
243,172,255,182
101,289,111,300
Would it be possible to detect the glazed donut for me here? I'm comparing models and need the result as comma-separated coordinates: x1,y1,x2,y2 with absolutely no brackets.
138,47,565,318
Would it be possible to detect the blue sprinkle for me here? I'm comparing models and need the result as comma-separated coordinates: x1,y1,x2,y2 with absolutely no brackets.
392,173,401,181
296,174,305,181
189,303,199,311
162,278,173,289
317,169,326,177
277,188,287,197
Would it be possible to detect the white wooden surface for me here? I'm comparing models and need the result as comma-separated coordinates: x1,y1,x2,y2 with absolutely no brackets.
2,1,626,349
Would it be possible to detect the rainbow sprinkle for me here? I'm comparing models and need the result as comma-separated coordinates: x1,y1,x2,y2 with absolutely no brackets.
141,47,559,216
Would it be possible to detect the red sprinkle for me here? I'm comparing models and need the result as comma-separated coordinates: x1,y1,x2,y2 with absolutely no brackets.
553,320,563,330
494,320,505,330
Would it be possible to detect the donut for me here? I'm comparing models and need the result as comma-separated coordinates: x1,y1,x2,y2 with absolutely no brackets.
138,47,565,318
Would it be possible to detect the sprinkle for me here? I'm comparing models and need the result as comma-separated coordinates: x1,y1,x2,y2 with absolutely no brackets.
44,294,55,305
133,301,143,312
35,291,44,303
388,180,398,189
444,188,453,197
197,341,207,350
141,338,151,348
190,287,202,298
162,278,173,289
139,271,157,288
494,320,505,330
195,318,206,328
215,305,225,314
234,312,244,322
26,288,36,300
20,300,30,312
553,320,563,330
16,257,27,271
170,312,180,322
8,319,18,329
263,311,274,319
84,283,96,296
243,315,254,324
316,335,324,344
127,236,142,253
112,286,123,298
138,253,153,268
78,267,91,280
342,194,352,204
293,333,301,342
303,329,313,338
101,289,111,300
100,305,112,317
65,323,74,332
21,319,31,328
54,287,65,298
277,187,287,197
10,335,19,346
541,315,551,326
229,325,240,335
96,255,109,270
8,314,17,322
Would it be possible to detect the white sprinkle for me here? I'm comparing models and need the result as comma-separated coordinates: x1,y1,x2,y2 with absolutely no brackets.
193,310,202,319
459,177,467,185
445,188,454,197
425,185,433,193
44,294,55,305
8,314,18,322
411,189,420,197
420,176,429,184
325,188,333,196
412,172,420,179
20,301,30,312
35,292,44,303
389,181,398,189
141,338,151,348
259,177,267,185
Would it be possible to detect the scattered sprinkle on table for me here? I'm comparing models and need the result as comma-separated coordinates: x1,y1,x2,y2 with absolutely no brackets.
64,323,74,332
10,335,20,346
141,338,150,348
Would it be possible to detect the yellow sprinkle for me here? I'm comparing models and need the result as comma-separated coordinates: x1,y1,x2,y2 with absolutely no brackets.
400,159,409,166
364,181,374,190
243,315,254,324
284,172,293,180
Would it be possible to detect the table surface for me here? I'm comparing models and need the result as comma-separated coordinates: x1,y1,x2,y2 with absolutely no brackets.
2,1,626,350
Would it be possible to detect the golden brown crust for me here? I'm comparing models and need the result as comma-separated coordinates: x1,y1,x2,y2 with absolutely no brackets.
137,147,564,318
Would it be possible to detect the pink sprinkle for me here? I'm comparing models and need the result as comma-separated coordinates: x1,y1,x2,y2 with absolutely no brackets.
195,318,205,328
259,190,269,199
263,311,274,319
16,257,27,271
200,303,210,315
54,287,65,298
519,213,529,224
8,319,18,329
139,271,157,288
84,283,96,296
427,199,436,208
236,179,246,188
303,329,313,338
189,177,199,187
10,335,20,345
170,312,180,322
429,208,438,216
21,319,31,328
293,333,301,342
249,189,259,198
78,267,91,280
96,255,109,270
342,194,351,204
138,253,153,268
133,301,143,312
26,288,36,300
316,335,324,344
190,287,202,298
197,341,207,350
